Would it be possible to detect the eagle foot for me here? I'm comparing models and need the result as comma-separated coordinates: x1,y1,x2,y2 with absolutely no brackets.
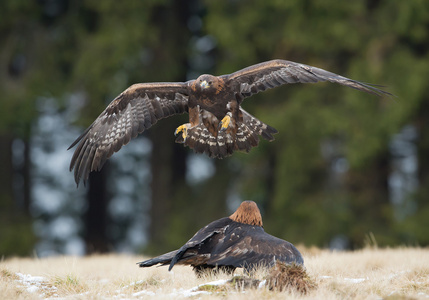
174,124,189,141
219,113,232,132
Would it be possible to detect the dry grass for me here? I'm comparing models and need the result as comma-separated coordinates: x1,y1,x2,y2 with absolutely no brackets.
1,247,428,299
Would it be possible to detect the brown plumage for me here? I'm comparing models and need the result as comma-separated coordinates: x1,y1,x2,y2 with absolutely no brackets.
137,201,303,275
68,59,392,185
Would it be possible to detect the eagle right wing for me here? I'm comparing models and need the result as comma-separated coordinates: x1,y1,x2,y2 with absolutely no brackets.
207,225,304,270
68,82,190,186
224,59,392,99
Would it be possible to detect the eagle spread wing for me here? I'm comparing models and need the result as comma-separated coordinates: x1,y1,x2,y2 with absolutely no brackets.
225,59,390,97
138,201,303,275
69,60,391,185
68,82,189,185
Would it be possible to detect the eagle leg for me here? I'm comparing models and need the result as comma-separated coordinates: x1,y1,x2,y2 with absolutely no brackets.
219,112,232,132
174,124,190,142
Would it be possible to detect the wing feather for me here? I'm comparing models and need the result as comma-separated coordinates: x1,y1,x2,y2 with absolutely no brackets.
69,82,189,185
224,59,392,98
207,225,304,270
168,217,232,271
74,139,90,184
138,250,178,267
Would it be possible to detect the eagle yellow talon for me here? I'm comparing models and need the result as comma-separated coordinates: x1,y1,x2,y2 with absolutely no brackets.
174,124,188,140
219,114,231,131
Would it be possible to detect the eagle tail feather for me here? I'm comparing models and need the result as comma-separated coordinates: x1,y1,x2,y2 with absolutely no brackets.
241,109,278,142
234,123,259,152
177,111,277,158
138,250,177,268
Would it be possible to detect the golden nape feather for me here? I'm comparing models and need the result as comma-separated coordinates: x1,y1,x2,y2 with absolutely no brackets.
229,200,263,227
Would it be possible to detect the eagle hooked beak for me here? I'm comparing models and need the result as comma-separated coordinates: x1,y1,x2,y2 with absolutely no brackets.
200,80,210,89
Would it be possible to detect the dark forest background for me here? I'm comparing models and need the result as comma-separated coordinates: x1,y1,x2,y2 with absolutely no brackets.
1,0,429,257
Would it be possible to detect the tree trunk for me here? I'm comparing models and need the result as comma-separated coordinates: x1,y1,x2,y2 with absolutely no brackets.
345,153,391,248
0,134,36,256
148,120,177,253
84,165,110,253
146,0,192,254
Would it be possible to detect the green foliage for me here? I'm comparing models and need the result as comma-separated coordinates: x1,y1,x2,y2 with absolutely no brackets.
204,0,429,247
0,213,37,257
1,0,429,255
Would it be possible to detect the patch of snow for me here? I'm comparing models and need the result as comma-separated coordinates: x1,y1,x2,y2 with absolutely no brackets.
385,270,410,280
258,279,267,289
119,279,146,290
132,290,156,297
194,279,229,287
171,287,211,297
343,277,367,283
16,272,46,284
166,279,229,298
387,290,399,297
26,285,41,293
98,278,110,285
320,275,367,284
15,272,58,297
117,278,230,298
417,292,429,298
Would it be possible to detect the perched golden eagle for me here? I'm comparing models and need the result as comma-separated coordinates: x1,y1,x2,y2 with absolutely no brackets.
69,59,391,184
137,201,303,275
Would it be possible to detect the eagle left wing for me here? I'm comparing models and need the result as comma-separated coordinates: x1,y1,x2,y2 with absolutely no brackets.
223,59,392,99
69,82,190,185
168,217,231,271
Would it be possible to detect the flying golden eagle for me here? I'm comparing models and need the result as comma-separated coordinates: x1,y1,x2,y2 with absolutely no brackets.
137,201,303,275
69,59,391,184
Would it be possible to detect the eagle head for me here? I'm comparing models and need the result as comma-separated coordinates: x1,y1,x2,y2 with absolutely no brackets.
197,74,217,90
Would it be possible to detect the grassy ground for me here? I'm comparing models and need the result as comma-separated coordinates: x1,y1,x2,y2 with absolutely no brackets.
1,247,428,299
